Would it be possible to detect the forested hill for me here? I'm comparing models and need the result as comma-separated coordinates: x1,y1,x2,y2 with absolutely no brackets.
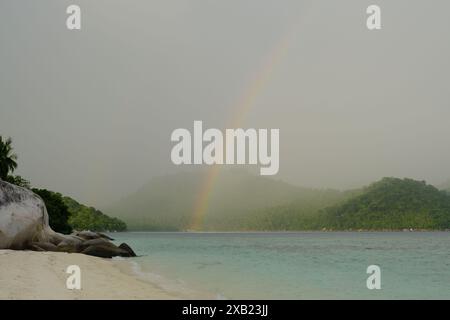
107,172,450,231
320,178,450,230
32,189,127,233
63,196,127,232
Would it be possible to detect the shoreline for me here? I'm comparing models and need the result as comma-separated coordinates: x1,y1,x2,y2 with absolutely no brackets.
0,249,208,300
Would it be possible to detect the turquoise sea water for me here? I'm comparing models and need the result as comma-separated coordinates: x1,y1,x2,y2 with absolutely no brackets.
111,232,450,299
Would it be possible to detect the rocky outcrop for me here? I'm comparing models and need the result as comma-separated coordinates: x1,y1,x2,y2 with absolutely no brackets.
0,180,52,249
0,180,136,258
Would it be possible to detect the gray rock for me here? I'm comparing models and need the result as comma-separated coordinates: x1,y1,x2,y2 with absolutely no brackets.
30,244,45,251
78,237,115,251
75,230,101,240
119,243,137,257
81,244,129,258
57,235,84,253
96,232,114,241
0,180,53,249
30,241,59,252
75,230,115,241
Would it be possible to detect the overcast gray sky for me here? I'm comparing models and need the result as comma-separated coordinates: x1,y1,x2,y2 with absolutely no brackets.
1,0,449,207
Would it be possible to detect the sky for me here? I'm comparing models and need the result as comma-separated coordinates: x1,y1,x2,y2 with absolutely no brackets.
1,0,450,207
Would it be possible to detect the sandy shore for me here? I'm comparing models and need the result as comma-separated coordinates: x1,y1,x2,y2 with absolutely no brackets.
0,249,193,299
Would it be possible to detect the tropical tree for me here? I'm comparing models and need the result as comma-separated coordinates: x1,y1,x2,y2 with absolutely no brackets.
0,136,18,180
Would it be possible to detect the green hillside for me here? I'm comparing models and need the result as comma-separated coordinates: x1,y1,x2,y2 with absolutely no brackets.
106,169,346,231
32,189,127,233
320,178,450,230
63,196,127,232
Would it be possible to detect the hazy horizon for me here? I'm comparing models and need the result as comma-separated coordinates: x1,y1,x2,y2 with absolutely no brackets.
1,0,450,207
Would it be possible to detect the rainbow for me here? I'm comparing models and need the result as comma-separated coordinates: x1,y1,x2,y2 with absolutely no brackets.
188,10,310,230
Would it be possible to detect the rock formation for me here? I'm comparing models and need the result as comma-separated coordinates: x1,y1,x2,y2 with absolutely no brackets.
0,180,136,258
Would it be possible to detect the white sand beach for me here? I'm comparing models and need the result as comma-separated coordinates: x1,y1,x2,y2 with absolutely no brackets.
0,250,192,300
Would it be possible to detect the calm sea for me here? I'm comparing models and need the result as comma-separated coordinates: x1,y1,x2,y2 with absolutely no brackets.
110,232,450,299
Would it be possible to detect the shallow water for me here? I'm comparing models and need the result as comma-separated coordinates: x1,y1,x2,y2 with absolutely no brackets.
111,232,450,299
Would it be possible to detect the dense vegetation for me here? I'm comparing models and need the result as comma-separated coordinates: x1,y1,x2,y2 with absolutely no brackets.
63,196,127,232
32,189,73,234
319,178,450,230
31,189,127,233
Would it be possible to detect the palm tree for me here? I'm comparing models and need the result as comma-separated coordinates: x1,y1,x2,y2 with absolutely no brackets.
0,136,18,180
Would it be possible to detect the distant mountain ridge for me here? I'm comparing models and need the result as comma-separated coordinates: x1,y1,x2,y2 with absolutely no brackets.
106,172,450,231
106,169,346,231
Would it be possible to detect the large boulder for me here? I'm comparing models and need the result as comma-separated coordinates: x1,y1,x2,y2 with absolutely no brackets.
0,180,53,249
0,180,136,258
